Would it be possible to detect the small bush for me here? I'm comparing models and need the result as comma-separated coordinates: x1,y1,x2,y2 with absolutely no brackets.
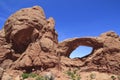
21,72,55,80
44,72,55,80
22,73,38,79
29,73,37,78
36,76,45,80
66,69,81,80
76,76,81,80
36,75,55,80
22,73,29,79
90,73,96,79
111,75,116,80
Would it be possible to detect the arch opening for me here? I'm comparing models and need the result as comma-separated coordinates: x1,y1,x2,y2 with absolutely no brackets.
69,46,93,59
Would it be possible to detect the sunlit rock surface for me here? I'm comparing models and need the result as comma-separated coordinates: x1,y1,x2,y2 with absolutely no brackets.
0,6,120,80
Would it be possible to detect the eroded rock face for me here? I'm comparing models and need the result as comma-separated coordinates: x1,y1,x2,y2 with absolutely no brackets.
4,6,58,53
58,31,120,74
0,6,120,77
1,6,58,71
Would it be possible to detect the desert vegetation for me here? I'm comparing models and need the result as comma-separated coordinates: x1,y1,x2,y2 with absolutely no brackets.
22,72,55,80
65,69,81,80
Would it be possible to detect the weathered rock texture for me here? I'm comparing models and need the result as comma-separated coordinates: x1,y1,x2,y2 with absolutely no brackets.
0,6,120,79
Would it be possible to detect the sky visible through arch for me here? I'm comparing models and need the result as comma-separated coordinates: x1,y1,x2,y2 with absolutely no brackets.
0,0,120,58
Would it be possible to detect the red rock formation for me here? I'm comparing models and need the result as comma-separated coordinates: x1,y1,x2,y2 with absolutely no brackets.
0,6,120,78
57,37,103,57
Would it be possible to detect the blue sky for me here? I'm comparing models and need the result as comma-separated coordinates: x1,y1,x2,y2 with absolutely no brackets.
0,0,120,58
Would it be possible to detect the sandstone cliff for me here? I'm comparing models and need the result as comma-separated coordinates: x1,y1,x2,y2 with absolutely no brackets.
0,6,120,80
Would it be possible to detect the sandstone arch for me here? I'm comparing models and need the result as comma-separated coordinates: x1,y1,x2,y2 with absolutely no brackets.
57,37,104,57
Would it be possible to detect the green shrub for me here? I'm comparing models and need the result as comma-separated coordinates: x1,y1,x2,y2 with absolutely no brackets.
111,75,116,80
29,73,37,78
21,72,55,80
36,76,45,80
22,73,29,79
36,75,55,80
66,69,81,80
22,73,38,79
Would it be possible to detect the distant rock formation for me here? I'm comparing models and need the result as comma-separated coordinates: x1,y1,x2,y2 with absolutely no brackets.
0,6,120,79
